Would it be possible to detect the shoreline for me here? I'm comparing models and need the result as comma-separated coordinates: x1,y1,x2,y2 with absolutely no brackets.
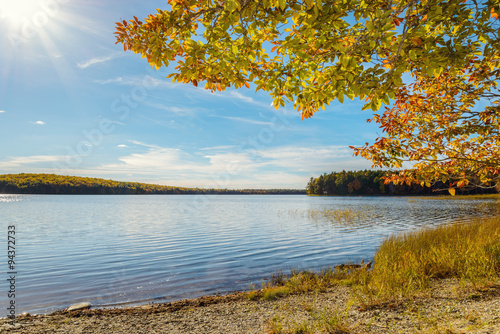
2,277,499,333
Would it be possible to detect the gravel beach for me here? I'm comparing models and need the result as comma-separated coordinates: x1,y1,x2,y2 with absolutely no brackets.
2,278,499,333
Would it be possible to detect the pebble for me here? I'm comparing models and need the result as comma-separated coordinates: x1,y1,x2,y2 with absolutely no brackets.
1,279,498,333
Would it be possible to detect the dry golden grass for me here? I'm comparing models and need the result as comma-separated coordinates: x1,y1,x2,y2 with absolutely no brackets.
249,216,500,312
366,216,500,301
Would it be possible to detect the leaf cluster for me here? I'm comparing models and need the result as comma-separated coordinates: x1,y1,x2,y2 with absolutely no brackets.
353,56,500,193
115,1,498,116
115,0,500,190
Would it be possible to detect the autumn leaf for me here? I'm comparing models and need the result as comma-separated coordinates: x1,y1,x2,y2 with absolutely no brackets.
411,37,423,46
491,8,498,19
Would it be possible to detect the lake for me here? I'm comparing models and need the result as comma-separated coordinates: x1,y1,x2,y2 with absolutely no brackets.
1,194,498,315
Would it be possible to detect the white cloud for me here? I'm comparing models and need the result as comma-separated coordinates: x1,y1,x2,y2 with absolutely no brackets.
118,148,185,169
0,155,64,168
95,75,174,89
254,145,373,171
32,121,45,125
250,172,310,188
0,110,5,113
195,88,275,109
128,140,162,149
100,146,258,174
96,77,124,84
199,145,236,151
229,91,258,104
216,116,273,126
95,74,274,109
77,54,122,69
202,152,256,169
0,143,370,189
144,101,201,114
92,142,372,189
259,146,351,160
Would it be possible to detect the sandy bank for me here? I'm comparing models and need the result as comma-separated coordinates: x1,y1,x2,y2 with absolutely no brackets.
1,278,499,333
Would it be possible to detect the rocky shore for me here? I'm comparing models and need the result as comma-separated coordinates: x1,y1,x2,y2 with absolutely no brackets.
2,278,499,333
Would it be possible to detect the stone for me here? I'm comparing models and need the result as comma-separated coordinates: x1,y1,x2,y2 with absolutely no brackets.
66,302,91,312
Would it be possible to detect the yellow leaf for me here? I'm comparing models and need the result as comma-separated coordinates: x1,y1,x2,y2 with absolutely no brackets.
448,188,455,196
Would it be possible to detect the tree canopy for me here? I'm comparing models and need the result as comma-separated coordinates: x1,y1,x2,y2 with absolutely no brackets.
115,0,500,193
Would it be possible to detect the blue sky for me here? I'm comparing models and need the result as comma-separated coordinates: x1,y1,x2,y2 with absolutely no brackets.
0,0,380,189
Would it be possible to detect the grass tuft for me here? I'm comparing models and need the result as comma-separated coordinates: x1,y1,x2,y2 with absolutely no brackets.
263,286,291,300
366,216,500,302
267,314,284,334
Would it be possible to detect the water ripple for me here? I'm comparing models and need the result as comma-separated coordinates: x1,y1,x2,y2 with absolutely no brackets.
2,194,498,314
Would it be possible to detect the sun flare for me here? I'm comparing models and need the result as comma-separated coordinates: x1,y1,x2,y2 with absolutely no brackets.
1,0,52,25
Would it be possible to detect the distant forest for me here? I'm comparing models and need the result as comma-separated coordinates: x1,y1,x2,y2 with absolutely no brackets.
307,170,498,196
0,174,306,195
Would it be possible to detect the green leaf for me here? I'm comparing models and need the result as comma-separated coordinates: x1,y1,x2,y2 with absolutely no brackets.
435,5,442,16
337,91,344,103
409,50,417,61
426,66,434,76
279,0,286,10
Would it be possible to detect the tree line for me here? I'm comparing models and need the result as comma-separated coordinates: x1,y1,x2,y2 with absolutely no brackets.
307,170,498,196
0,174,305,195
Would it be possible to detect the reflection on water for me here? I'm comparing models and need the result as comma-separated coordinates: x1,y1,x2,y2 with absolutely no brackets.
0,194,498,315
0,194,26,202
287,198,500,229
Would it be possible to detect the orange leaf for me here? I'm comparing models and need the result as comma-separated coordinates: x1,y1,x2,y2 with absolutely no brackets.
411,37,423,46
491,8,498,19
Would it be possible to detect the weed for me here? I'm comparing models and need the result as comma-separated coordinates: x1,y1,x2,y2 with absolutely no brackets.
246,290,260,300
263,286,291,300
272,270,287,286
267,314,284,334
314,305,351,334
467,293,481,300
292,320,313,334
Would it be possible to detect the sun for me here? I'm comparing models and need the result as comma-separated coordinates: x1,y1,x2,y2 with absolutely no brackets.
0,1,52,25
